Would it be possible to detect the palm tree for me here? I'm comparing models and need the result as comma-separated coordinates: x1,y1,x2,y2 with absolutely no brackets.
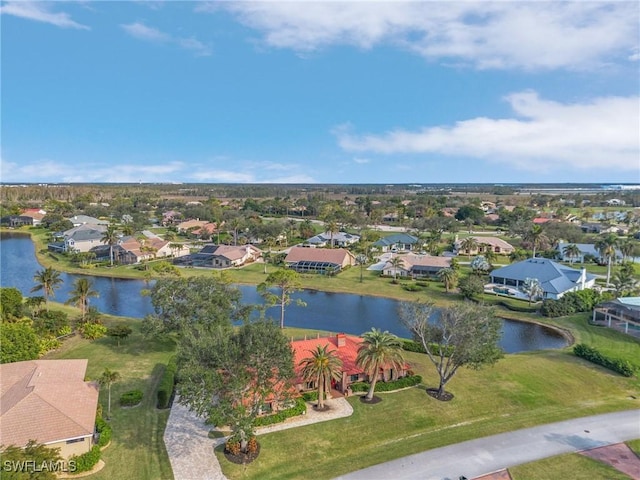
562,243,581,265
482,247,498,266
460,237,478,260
325,220,339,248
299,345,343,410
437,267,458,293
388,255,404,281
595,234,618,286
618,238,636,263
356,328,406,402
168,242,183,258
99,368,121,419
521,277,543,305
523,225,548,258
31,267,63,311
66,277,99,322
101,225,119,267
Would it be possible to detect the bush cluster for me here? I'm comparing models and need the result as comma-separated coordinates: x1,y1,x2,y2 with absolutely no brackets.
225,439,241,456
573,344,636,377
401,284,421,292
401,340,452,356
70,446,101,473
95,418,112,447
157,356,177,409
120,389,143,407
252,397,307,427
541,290,612,318
350,375,422,393
79,322,107,340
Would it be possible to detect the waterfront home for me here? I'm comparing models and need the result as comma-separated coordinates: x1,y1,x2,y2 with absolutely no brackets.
49,224,107,253
382,253,451,279
178,244,261,268
0,359,99,459
0,215,34,227
291,333,409,395
488,258,596,300
285,246,356,274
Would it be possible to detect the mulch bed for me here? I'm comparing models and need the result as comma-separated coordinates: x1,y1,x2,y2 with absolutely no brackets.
359,395,382,404
223,443,261,465
426,388,454,401
313,403,333,412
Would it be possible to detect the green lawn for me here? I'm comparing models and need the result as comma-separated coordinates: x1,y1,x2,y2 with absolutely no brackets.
45,314,176,480
509,452,632,480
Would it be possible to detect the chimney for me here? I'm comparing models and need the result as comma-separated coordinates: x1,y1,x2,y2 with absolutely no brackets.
580,267,586,290
336,333,346,348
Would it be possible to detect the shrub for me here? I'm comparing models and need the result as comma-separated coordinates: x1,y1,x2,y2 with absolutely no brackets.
95,418,112,447
301,391,319,402
225,440,241,456
79,322,107,340
157,356,177,409
402,340,452,356
70,446,101,473
402,284,421,292
350,375,422,393
573,344,636,377
246,437,259,454
253,397,307,426
120,389,143,407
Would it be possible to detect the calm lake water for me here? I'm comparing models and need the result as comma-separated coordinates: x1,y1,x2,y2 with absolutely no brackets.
0,233,567,353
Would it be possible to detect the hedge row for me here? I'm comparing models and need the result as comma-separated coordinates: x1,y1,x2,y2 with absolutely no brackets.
157,355,177,409
252,397,307,427
70,446,101,473
573,344,636,377
350,375,422,393
95,418,112,447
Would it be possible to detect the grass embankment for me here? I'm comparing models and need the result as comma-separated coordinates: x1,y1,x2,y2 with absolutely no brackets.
510,453,632,480
217,314,640,480
45,311,176,480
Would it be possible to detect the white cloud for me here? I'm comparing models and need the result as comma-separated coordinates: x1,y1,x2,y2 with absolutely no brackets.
353,157,370,164
215,2,638,70
0,1,89,30
121,22,212,56
336,91,640,173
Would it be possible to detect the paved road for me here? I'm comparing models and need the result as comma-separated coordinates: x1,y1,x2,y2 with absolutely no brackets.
334,409,640,480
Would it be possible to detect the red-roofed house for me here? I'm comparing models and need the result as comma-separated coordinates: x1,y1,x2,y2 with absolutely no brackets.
0,359,99,459
285,246,356,275
291,334,409,394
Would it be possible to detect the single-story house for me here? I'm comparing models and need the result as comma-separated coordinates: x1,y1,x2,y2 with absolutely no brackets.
89,244,137,264
67,215,109,227
0,215,34,227
20,208,46,226
453,235,515,256
488,258,596,300
373,233,420,253
303,231,360,248
114,236,179,264
285,246,356,274
556,242,623,264
0,359,99,459
291,333,409,395
382,253,451,279
178,244,261,268
161,210,182,226
49,224,108,253
593,297,640,334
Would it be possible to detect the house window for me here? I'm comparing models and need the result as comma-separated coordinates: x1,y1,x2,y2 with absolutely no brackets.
66,437,84,444
349,374,359,382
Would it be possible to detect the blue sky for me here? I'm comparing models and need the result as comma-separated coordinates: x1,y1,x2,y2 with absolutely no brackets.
1,1,639,184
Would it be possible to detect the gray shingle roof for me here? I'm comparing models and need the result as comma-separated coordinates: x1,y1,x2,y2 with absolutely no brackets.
373,233,418,247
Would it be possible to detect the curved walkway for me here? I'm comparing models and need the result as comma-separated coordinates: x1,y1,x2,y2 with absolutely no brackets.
164,397,353,480
334,409,640,480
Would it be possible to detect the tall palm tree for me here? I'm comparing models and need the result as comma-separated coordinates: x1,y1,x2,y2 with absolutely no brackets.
31,267,63,311
388,255,404,281
356,328,406,402
299,345,343,410
101,225,119,267
595,234,618,286
437,267,458,293
482,247,498,266
460,237,478,260
66,278,99,322
325,220,339,248
562,243,581,265
99,368,121,420
618,238,636,263
523,224,548,258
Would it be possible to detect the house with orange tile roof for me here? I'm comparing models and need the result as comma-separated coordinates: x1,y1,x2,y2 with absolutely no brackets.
291,333,409,394
285,246,356,274
0,359,99,459
453,235,515,256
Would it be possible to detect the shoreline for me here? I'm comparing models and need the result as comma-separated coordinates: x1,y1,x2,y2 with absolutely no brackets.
1,227,575,347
